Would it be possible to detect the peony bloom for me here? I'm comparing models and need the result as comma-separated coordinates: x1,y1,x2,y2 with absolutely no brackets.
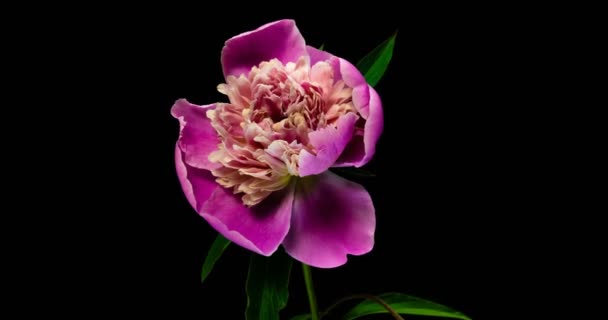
172,19,383,268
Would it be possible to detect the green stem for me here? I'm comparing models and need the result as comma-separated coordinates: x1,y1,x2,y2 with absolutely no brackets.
321,294,404,320
302,263,319,320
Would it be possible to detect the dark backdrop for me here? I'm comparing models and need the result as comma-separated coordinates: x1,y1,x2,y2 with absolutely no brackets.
58,6,523,319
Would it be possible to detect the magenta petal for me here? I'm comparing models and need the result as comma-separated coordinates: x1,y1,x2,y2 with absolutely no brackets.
283,172,375,268
222,19,307,78
360,86,383,164
335,86,383,167
171,99,221,171
175,145,218,211
200,181,295,256
339,58,370,117
307,46,376,121
298,112,358,177
306,46,342,82
306,51,384,168
307,48,372,119
306,46,333,65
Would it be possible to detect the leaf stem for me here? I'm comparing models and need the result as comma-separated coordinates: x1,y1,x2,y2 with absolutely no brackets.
302,264,319,320
321,294,404,320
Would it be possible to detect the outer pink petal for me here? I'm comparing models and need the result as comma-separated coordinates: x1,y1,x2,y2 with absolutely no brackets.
175,145,218,211
307,46,369,113
306,46,333,65
298,112,358,177
336,86,383,167
306,47,383,167
307,46,342,84
171,99,221,171
282,172,375,268
199,181,296,256
222,19,307,78
359,86,383,164
340,59,371,117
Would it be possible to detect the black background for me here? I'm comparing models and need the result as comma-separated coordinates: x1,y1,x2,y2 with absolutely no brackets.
38,5,534,319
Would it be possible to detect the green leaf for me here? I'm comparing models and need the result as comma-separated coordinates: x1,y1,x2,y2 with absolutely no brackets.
331,167,376,178
245,250,293,320
343,293,471,320
290,314,311,320
318,43,325,51
356,32,397,87
200,234,230,283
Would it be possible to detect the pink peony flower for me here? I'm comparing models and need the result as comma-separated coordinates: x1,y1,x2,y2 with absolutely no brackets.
172,19,383,268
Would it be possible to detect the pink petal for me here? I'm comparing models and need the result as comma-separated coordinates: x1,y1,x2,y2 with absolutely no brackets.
298,112,358,177
307,46,370,115
339,58,370,117
306,47,384,167
336,86,383,167
282,172,375,268
306,46,342,83
171,99,221,171
360,86,383,164
306,46,333,65
222,19,307,78
175,145,218,211
200,181,296,256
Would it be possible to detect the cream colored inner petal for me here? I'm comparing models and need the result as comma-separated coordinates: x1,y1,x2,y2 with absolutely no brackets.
207,57,358,206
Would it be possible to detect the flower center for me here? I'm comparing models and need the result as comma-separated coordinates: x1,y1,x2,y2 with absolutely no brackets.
207,57,355,206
